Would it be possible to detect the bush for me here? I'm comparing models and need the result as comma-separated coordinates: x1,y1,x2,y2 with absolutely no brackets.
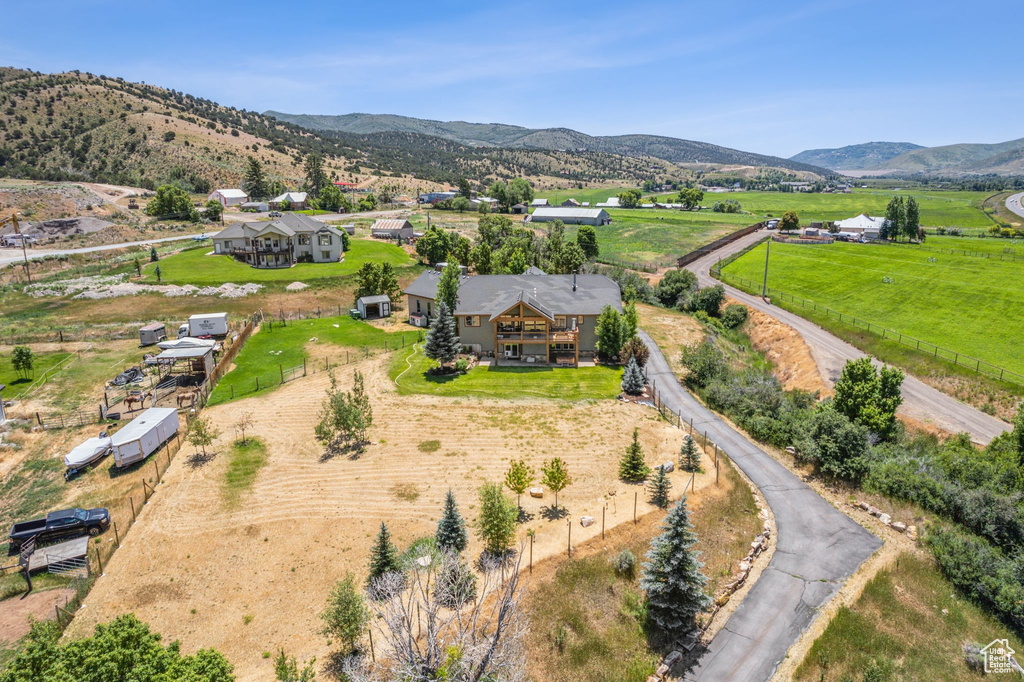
655,268,697,307
793,405,870,480
620,335,650,368
614,549,637,578
721,304,748,329
688,284,725,317
680,340,726,388
454,357,469,373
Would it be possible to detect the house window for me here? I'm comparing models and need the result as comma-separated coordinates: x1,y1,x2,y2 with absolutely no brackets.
318,233,332,246
555,316,565,328
223,240,232,249
464,316,477,327
416,300,421,313
321,250,331,260
428,302,432,317
298,235,311,246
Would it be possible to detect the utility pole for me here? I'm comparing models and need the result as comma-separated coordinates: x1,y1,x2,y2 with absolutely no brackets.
761,238,770,299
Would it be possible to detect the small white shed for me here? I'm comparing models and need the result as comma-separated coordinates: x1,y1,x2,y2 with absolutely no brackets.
356,295,391,319
112,407,180,468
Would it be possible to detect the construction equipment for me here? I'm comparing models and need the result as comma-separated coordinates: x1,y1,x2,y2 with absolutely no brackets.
0,213,32,283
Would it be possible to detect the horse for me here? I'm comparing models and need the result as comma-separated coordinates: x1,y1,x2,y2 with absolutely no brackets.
124,391,152,412
176,391,196,408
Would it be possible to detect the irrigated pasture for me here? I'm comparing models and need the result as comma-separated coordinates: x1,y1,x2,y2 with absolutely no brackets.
721,239,1024,374
65,355,718,681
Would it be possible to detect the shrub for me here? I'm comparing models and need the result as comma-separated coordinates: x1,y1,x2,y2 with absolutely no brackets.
614,549,637,578
620,335,650,368
680,340,726,388
688,284,726,317
793,405,870,480
454,357,469,373
721,304,748,329
655,268,697,307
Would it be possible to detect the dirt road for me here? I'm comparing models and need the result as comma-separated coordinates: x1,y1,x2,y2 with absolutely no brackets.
0,233,205,267
639,332,881,681
686,231,1010,444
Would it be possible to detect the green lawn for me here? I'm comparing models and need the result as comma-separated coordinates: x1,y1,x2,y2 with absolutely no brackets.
924,234,1024,257
142,238,412,285
0,350,72,393
390,344,623,401
537,187,994,229
795,552,1024,681
208,316,420,406
222,437,269,508
721,240,1024,374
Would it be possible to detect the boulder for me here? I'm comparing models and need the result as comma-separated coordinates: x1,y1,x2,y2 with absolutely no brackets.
529,487,544,498
659,461,675,473
739,560,751,573
879,513,892,525
580,516,595,528
858,501,871,511
715,592,731,606
664,651,682,666
891,521,907,532
656,664,670,677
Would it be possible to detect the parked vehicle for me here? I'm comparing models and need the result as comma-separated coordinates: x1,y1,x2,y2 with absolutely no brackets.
9,507,110,550
268,211,282,218
139,322,166,346
177,313,228,339
112,407,180,468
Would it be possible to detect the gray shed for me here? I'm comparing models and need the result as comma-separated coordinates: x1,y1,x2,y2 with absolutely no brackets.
356,295,391,319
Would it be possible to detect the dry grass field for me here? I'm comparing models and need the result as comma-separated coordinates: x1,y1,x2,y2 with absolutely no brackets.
64,354,720,680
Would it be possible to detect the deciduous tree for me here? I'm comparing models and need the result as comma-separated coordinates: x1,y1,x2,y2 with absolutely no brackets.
436,260,462,311
576,224,599,260
596,305,624,361
620,335,651,369
11,345,33,379
476,482,517,556
541,457,571,510
204,199,223,222
779,210,800,233
832,357,903,440
320,572,369,654
186,415,219,456
504,459,534,510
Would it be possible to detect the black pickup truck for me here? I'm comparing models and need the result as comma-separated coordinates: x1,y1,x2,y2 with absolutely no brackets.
8,507,110,551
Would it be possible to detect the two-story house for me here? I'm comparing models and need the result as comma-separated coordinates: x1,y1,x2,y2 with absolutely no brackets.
403,268,622,366
211,213,345,268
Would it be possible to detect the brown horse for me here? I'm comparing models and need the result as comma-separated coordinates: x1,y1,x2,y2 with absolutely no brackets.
176,390,196,408
124,391,152,412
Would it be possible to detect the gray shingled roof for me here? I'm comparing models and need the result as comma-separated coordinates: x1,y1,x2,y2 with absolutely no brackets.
212,214,343,241
402,271,621,317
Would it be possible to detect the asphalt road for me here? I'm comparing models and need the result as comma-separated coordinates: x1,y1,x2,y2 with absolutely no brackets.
687,231,1010,444
0,233,206,268
1006,192,1024,219
638,332,881,681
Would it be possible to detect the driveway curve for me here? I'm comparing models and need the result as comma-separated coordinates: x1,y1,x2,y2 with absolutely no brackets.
638,331,881,681
686,231,1009,444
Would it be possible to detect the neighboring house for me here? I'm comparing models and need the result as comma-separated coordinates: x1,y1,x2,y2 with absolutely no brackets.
834,213,885,239
356,295,391,319
419,191,457,204
530,198,549,207
595,197,621,208
269,192,309,210
561,198,581,207
240,201,269,212
529,207,611,226
510,204,528,214
211,213,345,268
208,189,248,207
370,219,415,240
469,197,498,210
403,270,622,365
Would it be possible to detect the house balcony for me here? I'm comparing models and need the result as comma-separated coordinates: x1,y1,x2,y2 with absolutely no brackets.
495,328,578,342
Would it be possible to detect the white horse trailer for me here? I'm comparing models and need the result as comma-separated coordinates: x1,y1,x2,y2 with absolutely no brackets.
112,407,180,468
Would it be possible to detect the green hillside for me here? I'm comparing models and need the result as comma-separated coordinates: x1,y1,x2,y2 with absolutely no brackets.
873,137,1024,175
790,142,923,170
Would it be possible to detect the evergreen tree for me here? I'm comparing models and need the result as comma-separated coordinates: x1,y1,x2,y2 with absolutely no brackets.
596,305,624,362
424,301,461,369
621,301,639,340
303,152,328,199
150,246,158,262
437,259,462,311
621,357,646,396
640,496,712,638
243,156,268,200
368,522,402,593
649,466,672,508
436,490,468,553
680,435,701,472
619,428,651,482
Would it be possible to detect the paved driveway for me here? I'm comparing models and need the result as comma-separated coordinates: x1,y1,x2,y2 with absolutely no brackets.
1006,192,1024,219
638,332,881,680
685,231,1009,444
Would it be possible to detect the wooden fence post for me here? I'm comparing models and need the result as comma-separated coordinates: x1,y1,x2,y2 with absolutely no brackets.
154,459,159,483
94,546,104,576
280,364,284,384
256,376,259,391
130,496,136,524
567,518,571,556
529,533,534,573
602,505,606,539
633,491,638,523
113,521,120,548
368,627,375,662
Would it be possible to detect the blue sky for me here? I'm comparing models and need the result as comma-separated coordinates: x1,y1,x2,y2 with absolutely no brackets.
3,0,1021,158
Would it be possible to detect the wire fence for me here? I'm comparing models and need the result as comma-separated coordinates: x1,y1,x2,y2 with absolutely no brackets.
713,266,1024,387
594,256,660,273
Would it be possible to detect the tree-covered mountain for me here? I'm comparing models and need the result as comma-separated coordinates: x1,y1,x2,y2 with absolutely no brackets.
264,111,829,174
790,142,923,170
0,67,679,190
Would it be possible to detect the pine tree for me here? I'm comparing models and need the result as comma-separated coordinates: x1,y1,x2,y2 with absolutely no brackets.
680,435,700,472
621,357,645,396
424,301,461,369
649,466,672,508
619,428,651,482
436,490,468,553
243,156,268,200
367,522,401,594
640,496,712,638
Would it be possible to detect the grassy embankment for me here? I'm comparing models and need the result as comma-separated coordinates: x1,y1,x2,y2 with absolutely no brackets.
795,553,1024,681
390,343,623,401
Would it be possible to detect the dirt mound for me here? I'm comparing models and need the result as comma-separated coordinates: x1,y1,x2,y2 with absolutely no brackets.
12,216,115,239
738,298,828,395
285,282,309,291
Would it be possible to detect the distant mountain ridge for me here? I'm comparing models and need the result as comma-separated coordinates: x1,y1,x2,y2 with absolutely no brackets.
264,111,829,175
790,142,923,170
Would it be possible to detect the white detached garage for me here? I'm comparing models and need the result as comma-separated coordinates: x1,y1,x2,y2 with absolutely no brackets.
112,407,181,468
